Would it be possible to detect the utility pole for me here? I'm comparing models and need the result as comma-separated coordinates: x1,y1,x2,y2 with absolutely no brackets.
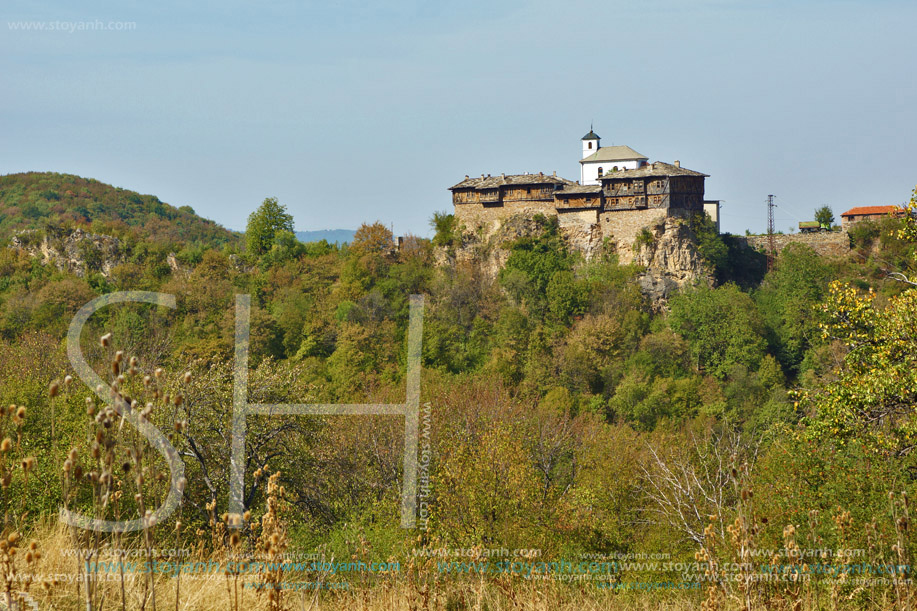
767,194,776,271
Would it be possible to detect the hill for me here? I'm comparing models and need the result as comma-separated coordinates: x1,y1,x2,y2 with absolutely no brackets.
294,229,356,244
0,172,237,248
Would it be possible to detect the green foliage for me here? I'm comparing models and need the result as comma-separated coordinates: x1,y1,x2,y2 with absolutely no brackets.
4,175,917,604
246,197,295,256
0,172,236,248
609,372,709,430
430,211,457,248
755,243,835,376
667,283,768,380
499,216,573,312
626,330,691,379
691,213,729,277
634,227,655,250
546,270,586,323
799,281,917,455
719,357,789,428
847,219,880,250
715,235,768,289
899,187,917,256
814,205,835,228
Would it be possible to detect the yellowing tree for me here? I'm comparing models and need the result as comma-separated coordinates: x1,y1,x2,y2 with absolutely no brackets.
800,281,917,455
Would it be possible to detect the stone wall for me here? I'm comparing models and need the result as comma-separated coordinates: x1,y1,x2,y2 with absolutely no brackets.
740,230,850,257
557,209,602,258
599,208,670,264
454,200,557,235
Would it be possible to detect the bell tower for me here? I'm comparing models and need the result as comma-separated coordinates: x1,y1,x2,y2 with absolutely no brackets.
581,127,600,159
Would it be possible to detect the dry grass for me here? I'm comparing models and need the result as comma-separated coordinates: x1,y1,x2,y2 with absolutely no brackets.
21,525,697,611
13,522,903,611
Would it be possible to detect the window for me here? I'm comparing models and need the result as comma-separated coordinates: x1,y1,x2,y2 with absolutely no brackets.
588,142,593,149
597,167,603,177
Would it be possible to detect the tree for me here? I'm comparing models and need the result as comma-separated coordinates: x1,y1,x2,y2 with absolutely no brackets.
889,186,917,286
667,283,768,380
246,197,294,256
499,216,573,312
349,222,395,259
814,205,834,229
430,211,456,249
800,281,917,456
691,213,728,278
341,222,396,290
754,243,835,374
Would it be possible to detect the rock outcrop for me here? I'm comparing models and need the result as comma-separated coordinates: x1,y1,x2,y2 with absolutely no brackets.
10,228,124,278
450,211,711,307
632,216,712,305
453,214,554,279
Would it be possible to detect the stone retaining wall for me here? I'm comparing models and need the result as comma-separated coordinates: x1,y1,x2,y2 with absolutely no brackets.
739,230,850,257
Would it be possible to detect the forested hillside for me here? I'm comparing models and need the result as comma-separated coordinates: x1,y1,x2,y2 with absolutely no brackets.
0,172,237,248
1,187,916,609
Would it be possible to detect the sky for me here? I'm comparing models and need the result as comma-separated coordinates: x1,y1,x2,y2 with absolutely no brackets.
2,0,915,237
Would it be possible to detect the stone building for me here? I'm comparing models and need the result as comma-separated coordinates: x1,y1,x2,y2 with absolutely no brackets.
449,131,713,264
839,205,906,228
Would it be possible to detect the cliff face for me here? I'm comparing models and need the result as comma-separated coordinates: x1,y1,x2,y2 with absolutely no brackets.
632,216,712,305
10,228,124,278
450,211,711,306
451,214,549,279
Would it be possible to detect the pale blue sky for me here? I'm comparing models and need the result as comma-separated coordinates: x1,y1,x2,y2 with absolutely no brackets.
2,0,915,236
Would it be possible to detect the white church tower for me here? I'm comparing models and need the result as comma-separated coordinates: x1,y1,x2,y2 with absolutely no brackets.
579,126,648,185
582,128,600,160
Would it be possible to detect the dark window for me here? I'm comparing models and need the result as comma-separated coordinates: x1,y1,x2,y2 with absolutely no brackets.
597,167,603,177
588,142,593,149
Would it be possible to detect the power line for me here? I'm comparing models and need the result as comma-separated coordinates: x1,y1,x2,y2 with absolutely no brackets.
767,195,776,271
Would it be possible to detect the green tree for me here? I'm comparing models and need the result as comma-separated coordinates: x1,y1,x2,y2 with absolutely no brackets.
499,216,573,312
667,283,768,380
246,197,294,256
754,243,834,375
430,211,456,248
340,222,396,294
815,205,835,228
264,230,306,266
691,213,728,278
546,270,586,323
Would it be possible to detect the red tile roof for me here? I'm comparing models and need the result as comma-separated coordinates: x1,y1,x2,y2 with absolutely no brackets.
840,205,904,218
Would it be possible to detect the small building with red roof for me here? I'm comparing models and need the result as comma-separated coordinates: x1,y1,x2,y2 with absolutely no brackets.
839,205,906,228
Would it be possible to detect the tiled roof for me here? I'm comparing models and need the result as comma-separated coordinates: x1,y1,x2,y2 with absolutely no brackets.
840,206,905,218
599,161,707,178
449,173,575,191
580,145,648,164
555,184,603,196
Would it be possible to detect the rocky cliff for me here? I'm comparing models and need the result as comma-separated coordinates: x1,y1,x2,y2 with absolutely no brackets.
449,211,711,307
448,213,548,278
632,216,712,304
10,228,124,278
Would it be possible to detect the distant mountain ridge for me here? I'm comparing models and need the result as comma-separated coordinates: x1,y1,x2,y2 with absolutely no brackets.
295,229,356,244
0,172,238,248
